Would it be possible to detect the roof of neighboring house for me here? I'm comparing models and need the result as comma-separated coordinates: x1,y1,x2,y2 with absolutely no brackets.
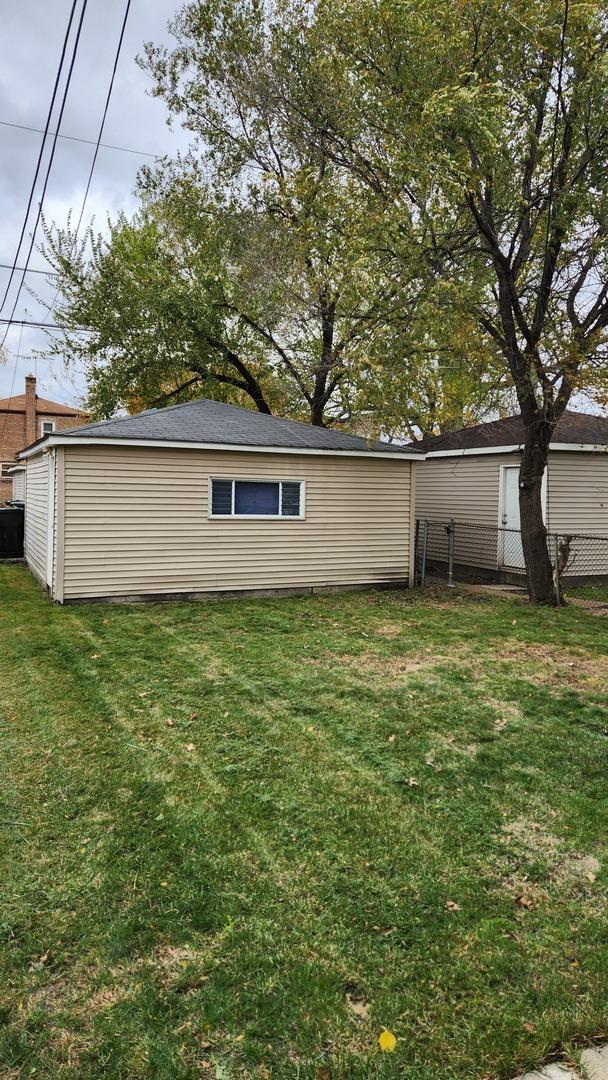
0,392,87,417
414,410,608,453
24,397,422,458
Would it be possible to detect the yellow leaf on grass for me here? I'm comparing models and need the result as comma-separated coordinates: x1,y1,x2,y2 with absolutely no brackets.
378,1029,397,1052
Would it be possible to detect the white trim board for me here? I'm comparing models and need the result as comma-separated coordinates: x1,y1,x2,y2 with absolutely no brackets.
424,442,607,458
19,435,424,462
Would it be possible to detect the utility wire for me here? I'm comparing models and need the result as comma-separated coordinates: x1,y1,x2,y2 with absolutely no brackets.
0,0,89,354
0,118,157,159
0,318,92,330
0,263,57,276
0,0,79,314
47,0,133,323
0,0,89,454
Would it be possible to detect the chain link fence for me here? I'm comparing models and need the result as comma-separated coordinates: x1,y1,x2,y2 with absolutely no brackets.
415,519,608,608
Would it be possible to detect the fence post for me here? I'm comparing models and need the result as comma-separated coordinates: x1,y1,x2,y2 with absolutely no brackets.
419,520,429,588
447,519,455,587
554,533,561,606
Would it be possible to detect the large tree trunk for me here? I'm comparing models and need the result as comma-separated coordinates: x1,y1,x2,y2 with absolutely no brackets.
519,421,560,605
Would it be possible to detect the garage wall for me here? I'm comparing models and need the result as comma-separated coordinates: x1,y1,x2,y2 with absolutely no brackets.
546,452,608,534
415,453,521,526
416,449,608,537
24,453,50,586
61,445,415,600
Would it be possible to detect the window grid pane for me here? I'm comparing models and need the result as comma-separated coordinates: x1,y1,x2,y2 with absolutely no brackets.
211,479,233,515
234,481,280,515
211,479,302,517
281,482,301,516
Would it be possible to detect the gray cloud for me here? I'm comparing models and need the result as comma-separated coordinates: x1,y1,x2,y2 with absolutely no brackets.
0,0,189,405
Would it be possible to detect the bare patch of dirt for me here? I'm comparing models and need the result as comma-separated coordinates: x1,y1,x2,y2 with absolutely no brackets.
551,853,601,886
47,1028,94,1067
567,596,608,616
88,986,127,1012
327,651,453,678
502,815,559,857
155,944,199,969
495,643,608,688
498,875,550,907
485,698,524,729
498,816,601,895
375,622,404,638
434,733,479,756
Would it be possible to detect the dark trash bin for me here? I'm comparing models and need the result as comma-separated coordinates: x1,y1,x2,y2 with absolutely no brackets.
0,506,24,559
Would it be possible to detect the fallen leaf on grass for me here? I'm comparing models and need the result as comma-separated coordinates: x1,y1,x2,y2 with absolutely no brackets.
378,1029,397,1052
185,744,195,753
406,777,419,787
522,1021,537,1034
445,900,460,912
515,893,533,910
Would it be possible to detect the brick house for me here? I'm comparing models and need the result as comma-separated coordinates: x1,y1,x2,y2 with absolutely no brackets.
0,374,88,503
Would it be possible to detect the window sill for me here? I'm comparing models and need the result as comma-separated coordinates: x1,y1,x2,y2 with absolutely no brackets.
209,514,305,521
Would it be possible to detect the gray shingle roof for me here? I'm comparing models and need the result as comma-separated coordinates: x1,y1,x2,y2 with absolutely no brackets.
58,397,421,456
414,410,608,453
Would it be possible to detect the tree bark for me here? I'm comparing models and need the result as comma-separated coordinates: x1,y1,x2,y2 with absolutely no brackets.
518,418,560,605
309,293,337,426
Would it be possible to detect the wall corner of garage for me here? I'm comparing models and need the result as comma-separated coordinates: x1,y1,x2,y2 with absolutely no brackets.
408,459,417,588
53,446,66,604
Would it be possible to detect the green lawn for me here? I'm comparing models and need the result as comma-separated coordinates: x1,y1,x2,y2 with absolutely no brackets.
1,565,607,1080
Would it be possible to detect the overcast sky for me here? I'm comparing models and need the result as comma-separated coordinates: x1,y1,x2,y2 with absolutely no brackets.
0,0,189,406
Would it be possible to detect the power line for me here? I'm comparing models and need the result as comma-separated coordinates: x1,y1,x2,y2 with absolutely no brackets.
47,0,132,323
0,118,157,159
0,262,57,277
1,323,24,418
0,0,79,314
0,318,92,330
0,0,90,354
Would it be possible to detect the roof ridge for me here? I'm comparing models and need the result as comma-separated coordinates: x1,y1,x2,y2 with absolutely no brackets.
71,396,375,441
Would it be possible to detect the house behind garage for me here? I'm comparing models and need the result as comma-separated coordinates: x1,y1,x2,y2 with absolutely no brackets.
20,398,422,603
414,411,608,576
1,374,88,504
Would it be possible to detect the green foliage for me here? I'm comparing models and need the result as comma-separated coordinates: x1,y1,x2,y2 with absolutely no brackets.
44,0,608,441
304,0,608,416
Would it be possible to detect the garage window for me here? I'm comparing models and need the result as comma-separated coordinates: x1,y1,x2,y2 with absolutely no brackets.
210,479,304,518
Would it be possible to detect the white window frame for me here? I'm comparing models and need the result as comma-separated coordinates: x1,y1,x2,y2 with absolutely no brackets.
41,419,56,436
208,477,306,520
0,461,15,479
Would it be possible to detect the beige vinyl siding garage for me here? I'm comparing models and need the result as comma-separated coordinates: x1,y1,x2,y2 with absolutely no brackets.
545,451,608,534
60,445,415,601
24,452,51,587
415,453,522,527
416,450,608,536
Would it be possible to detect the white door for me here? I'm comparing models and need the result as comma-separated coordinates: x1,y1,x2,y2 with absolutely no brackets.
499,466,525,568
